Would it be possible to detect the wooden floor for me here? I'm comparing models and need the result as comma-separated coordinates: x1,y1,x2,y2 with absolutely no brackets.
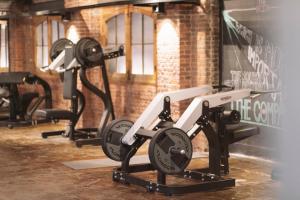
0,123,279,200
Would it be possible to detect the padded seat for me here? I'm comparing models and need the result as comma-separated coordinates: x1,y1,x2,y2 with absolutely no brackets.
34,109,76,121
226,124,259,144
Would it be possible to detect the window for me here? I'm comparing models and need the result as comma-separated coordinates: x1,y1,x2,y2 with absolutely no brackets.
106,11,155,77
106,14,126,74
51,20,65,44
36,21,48,68
35,18,65,68
0,20,9,69
131,13,154,75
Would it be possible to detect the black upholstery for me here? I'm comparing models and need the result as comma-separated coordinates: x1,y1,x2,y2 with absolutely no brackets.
0,72,31,84
226,124,259,144
19,92,39,110
35,109,76,121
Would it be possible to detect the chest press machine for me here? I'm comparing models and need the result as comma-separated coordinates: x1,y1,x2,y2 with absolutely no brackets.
35,38,123,147
0,72,52,128
101,86,260,195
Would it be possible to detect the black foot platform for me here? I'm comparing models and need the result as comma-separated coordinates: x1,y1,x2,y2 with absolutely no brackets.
75,137,102,147
113,164,235,196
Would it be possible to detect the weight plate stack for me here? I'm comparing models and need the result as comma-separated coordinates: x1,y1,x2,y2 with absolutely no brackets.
149,127,193,175
75,37,104,67
50,38,73,61
102,119,134,161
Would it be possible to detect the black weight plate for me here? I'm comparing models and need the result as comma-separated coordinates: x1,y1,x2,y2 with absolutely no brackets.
102,119,133,161
75,37,103,67
50,38,73,61
149,127,192,175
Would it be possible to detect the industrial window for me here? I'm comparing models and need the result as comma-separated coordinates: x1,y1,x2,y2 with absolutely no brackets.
51,20,65,44
131,13,154,75
0,20,9,69
106,12,154,76
106,14,126,74
35,19,65,68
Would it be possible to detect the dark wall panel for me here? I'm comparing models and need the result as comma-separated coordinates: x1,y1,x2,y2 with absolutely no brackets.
222,0,281,159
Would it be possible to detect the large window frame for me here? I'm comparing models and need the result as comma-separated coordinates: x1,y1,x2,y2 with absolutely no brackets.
33,16,66,68
0,20,9,72
104,6,157,84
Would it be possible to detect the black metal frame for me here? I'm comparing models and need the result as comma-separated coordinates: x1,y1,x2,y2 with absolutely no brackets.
41,44,117,147
111,99,239,195
218,0,225,91
74,58,115,147
113,164,235,195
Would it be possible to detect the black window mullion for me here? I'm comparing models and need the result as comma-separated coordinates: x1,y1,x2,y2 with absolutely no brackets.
41,23,44,67
115,16,118,72
5,23,8,67
57,21,60,39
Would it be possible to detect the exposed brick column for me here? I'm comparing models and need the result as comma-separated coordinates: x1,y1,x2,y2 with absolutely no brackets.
156,6,181,117
156,2,220,151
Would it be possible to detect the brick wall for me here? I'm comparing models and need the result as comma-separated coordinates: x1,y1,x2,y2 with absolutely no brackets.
8,1,220,151
156,2,220,150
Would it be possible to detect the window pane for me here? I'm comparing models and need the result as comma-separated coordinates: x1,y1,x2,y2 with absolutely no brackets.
0,23,7,68
107,17,116,44
117,14,125,44
36,46,43,67
5,23,8,67
117,57,126,74
36,24,42,46
144,44,154,75
59,22,65,39
144,15,154,44
107,15,126,74
132,45,143,74
43,46,49,66
42,21,48,46
132,13,142,44
107,59,117,73
52,20,58,44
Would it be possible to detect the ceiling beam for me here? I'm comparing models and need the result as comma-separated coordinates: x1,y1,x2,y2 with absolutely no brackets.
30,0,65,15
29,0,199,16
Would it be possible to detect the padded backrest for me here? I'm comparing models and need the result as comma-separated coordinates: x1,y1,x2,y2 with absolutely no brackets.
63,47,76,100
0,72,31,84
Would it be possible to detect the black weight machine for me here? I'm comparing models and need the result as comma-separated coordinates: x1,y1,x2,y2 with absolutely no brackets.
102,87,260,195
0,72,52,128
35,38,123,147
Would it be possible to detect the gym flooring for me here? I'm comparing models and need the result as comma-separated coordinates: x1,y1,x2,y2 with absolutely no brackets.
0,124,279,200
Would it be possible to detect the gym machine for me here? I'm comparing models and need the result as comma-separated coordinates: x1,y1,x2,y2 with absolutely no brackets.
35,38,123,147
0,72,52,128
101,87,260,195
